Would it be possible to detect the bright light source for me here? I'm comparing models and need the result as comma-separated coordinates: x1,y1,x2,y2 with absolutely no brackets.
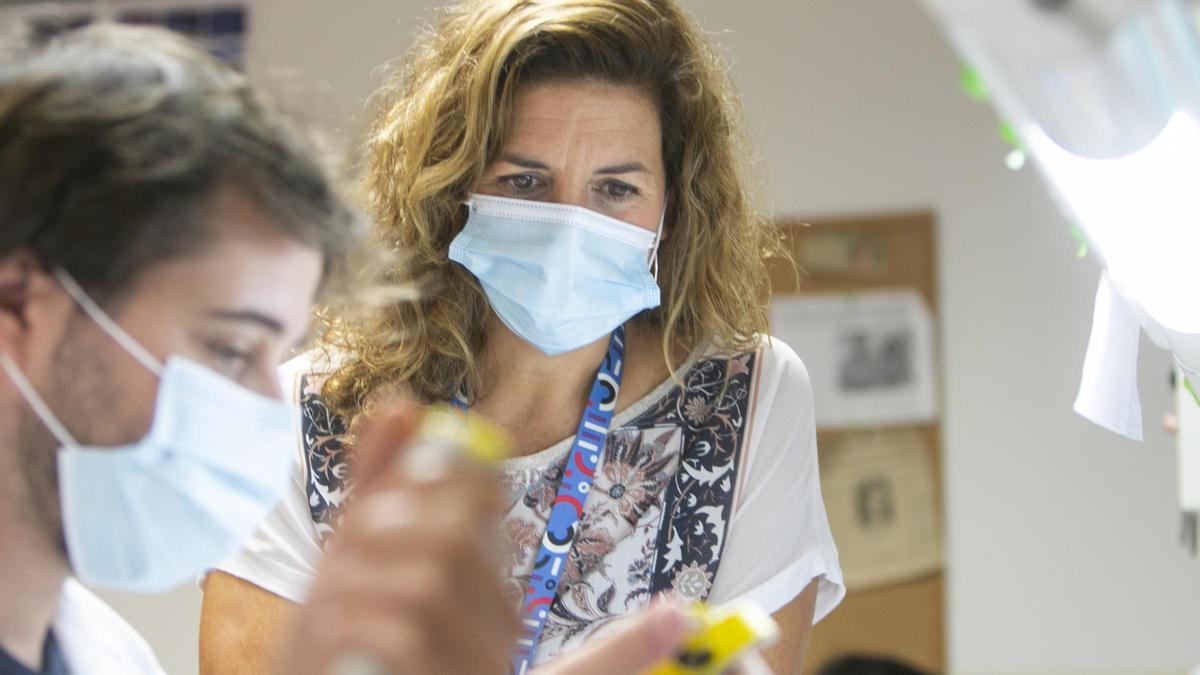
1023,110,1200,334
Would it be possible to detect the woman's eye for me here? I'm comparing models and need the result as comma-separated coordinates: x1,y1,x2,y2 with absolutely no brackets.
597,180,640,200
499,173,544,193
206,342,252,374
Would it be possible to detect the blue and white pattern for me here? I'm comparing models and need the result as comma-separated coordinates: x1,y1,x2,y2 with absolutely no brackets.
485,328,625,675
296,347,760,663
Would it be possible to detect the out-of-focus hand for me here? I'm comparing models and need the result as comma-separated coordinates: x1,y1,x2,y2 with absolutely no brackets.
531,599,778,675
279,402,517,675
530,601,698,675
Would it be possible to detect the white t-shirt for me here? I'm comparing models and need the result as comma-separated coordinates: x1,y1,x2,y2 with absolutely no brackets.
53,578,165,675
216,336,844,664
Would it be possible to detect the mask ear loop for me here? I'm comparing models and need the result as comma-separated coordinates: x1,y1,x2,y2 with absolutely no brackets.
0,352,78,447
648,205,667,281
52,269,163,377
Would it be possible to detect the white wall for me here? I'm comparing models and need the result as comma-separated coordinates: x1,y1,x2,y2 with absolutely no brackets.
98,1,1200,674
685,1,1200,671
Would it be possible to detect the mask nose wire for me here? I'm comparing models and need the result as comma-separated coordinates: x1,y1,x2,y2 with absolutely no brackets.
52,268,164,377
467,192,665,279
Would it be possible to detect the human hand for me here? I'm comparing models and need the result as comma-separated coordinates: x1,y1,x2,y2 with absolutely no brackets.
538,595,782,675
280,402,517,674
529,601,698,675
530,600,775,675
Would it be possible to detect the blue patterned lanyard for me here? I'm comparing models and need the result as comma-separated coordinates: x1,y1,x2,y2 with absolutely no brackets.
452,327,625,674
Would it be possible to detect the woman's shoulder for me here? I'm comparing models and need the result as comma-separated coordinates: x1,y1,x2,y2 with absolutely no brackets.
757,334,812,387
691,334,811,388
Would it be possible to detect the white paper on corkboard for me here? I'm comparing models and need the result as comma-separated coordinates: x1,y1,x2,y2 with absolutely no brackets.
820,429,942,591
770,289,937,429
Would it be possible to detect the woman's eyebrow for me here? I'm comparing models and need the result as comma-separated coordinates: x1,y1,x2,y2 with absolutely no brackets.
500,153,550,170
206,309,285,335
595,162,648,175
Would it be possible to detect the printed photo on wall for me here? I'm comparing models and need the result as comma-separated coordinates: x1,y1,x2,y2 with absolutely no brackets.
819,429,943,589
770,289,937,429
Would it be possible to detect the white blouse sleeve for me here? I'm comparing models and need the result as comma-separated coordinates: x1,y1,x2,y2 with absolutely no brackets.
208,356,324,603
706,338,845,622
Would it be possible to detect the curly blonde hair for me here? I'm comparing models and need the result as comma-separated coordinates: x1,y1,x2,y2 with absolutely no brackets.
320,0,783,417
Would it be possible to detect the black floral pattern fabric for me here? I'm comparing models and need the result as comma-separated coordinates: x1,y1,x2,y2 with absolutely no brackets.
296,349,759,660
298,375,352,544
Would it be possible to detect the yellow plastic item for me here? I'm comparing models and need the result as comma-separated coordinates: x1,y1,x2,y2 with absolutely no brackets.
418,405,510,464
647,600,779,675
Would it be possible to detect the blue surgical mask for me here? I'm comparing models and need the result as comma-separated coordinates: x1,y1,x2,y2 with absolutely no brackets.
449,194,664,355
0,269,296,592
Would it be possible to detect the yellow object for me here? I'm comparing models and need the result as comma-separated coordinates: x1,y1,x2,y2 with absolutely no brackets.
418,405,510,464
647,600,779,675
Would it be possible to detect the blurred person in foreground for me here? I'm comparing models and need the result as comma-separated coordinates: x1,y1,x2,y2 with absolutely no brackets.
0,23,696,675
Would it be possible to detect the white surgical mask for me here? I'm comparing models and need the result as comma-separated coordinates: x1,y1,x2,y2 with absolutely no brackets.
0,269,296,592
449,194,664,355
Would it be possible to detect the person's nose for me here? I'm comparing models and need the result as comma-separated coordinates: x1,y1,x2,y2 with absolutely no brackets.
545,181,589,210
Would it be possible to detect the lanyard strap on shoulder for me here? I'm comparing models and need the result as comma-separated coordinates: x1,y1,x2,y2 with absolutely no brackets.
514,327,624,672
454,329,625,674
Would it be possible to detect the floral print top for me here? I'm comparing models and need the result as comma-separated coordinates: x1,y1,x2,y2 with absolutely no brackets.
217,339,845,666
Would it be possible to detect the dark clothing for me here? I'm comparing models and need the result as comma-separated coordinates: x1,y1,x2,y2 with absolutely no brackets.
0,632,68,675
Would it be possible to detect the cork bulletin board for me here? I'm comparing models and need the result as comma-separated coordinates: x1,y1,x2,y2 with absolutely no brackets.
767,211,945,674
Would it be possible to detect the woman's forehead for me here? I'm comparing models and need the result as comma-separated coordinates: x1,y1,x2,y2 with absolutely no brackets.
503,80,662,169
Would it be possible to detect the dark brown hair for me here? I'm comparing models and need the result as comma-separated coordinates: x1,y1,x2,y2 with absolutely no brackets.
0,22,365,302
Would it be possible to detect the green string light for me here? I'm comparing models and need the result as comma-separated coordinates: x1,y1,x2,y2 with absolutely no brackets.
960,64,989,101
998,120,1024,151
959,63,1030,171
1186,376,1200,408
1069,223,1089,258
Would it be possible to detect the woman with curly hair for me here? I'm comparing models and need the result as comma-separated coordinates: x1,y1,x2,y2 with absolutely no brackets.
201,0,844,671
